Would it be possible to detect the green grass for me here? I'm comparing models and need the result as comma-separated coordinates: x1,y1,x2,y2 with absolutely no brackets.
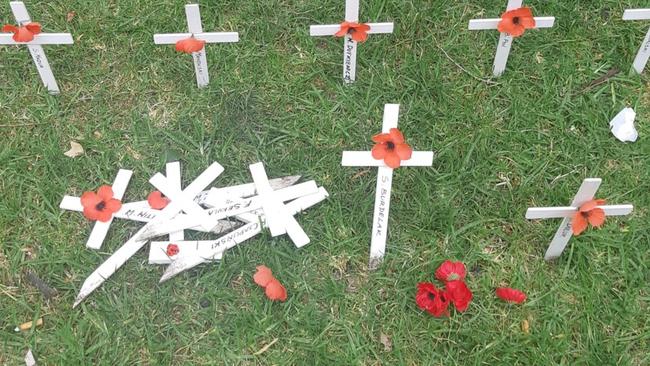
1,0,649,364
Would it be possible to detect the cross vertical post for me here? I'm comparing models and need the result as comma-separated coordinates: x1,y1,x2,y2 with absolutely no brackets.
623,9,650,74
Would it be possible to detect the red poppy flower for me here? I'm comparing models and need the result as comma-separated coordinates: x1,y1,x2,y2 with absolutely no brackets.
445,280,473,312
253,265,274,287
175,37,205,54
80,185,122,222
571,199,606,236
334,21,371,42
166,243,179,256
497,7,536,38
415,282,450,317
2,22,41,42
435,260,467,283
496,287,527,304
147,190,170,210
371,128,413,169
265,278,288,302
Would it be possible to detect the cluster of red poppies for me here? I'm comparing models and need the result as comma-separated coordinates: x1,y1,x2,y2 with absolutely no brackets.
416,260,526,318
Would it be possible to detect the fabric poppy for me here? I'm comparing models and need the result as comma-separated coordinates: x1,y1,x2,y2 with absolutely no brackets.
496,287,527,304
571,199,606,236
253,265,274,287
147,190,170,210
497,7,536,38
166,243,179,256
334,21,371,42
445,280,473,312
264,278,288,302
175,37,205,54
435,260,467,283
2,22,41,42
415,282,450,317
80,185,122,222
371,128,413,169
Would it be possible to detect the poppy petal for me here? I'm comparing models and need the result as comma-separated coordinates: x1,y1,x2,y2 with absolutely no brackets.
351,30,368,42
586,208,606,228
579,199,600,212
334,22,350,37
25,22,41,34
520,16,536,29
571,212,589,236
435,260,467,282
388,128,405,144
265,279,287,301
97,185,114,201
357,23,371,32
80,191,101,208
96,209,113,223
395,143,412,160
371,143,388,159
2,24,18,33
445,280,473,312
495,287,527,304
104,198,122,213
372,132,391,143
13,27,35,42
384,152,401,169
147,191,170,210
253,265,274,287
82,207,100,221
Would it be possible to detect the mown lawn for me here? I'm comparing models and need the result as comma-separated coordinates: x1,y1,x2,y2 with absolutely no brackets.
1,0,648,364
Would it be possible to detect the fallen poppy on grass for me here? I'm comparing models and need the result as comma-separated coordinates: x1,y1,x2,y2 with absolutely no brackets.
147,190,170,210
415,282,450,317
497,7,536,37
435,260,466,283
572,199,606,236
2,22,41,42
445,280,473,312
334,21,371,42
166,243,179,257
80,185,122,222
175,36,205,54
253,265,287,302
371,128,413,169
496,287,527,304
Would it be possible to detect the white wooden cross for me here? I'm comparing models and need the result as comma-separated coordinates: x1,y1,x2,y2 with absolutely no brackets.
341,104,433,269
525,178,633,260
623,9,650,74
1,1,73,94
309,0,393,83
468,0,555,77
153,4,238,88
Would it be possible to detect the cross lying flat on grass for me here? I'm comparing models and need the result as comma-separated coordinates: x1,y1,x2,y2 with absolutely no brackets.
468,0,555,76
623,9,650,74
526,178,633,260
342,104,433,269
153,3,238,88
1,1,73,93
309,0,393,83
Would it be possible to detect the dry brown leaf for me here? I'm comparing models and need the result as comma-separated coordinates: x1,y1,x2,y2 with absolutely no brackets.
380,332,392,352
521,319,530,334
66,11,76,22
63,141,84,158
253,338,278,355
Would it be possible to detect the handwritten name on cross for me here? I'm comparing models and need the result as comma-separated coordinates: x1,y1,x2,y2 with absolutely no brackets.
309,0,393,83
468,0,555,76
341,104,433,269
1,1,73,93
153,4,238,88
526,178,633,260
623,9,650,74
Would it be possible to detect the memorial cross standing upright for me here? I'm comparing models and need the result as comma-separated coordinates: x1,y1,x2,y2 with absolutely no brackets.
623,9,650,74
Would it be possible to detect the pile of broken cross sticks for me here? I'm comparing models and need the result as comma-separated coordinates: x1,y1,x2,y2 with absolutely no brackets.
59,161,328,307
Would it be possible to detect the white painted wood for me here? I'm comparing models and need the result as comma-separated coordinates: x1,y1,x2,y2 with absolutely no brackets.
525,178,634,260
309,22,393,36
166,162,184,242
206,175,301,201
73,162,224,307
623,9,650,20
204,180,318,208
468,17,555,30
149,172,215,230
309,0,394,82
160,188,329,278
6,1,73,94
341,151,434,167
0,33,73,44
467,0,555,77
86,169,133,249
152,3,239,87
525,205,634,219
341,104,433,269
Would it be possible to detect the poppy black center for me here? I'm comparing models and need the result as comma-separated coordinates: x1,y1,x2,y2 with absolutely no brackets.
512,16,520,25
386,141,395,150
427,292,436,301
95,201,106,211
